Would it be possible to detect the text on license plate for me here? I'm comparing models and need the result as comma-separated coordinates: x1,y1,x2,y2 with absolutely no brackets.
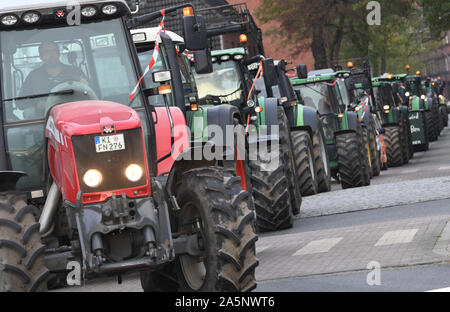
95,134,125,153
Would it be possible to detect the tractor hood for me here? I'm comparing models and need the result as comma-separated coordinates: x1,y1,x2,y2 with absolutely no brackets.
47,100,141,138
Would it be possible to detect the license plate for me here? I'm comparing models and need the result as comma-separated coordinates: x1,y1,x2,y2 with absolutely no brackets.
95,134,125,153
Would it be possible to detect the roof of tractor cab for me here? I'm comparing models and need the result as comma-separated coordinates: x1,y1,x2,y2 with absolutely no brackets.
131,27,184,44
211,47,246,57
290,74,337,86
0,0,130,13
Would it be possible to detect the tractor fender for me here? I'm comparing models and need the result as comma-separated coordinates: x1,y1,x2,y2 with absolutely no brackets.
0,171,27,192
165,145,216,197
154,106,190,176
248,97,280,145
334,111,359,136
290,104,318,138
205,104,243,157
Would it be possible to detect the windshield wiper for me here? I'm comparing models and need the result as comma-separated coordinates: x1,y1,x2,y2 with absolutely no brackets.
2,89,74,102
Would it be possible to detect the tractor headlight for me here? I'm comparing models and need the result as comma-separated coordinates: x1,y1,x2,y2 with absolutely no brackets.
83,169,103,188
22,12,40,24
420,95,426,100
405,92,410,97
383,105,390,110
125,164,143,182
102,4,118,15
81,6,97,17
1,15,18,26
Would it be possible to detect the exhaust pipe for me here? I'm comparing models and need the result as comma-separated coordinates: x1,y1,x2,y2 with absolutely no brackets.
39,182,61,235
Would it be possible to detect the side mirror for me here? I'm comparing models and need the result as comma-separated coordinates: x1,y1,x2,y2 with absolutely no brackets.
152,70,172,83
262,58,278,87
183,14,207,51
297,64,307,79
194,49,213,74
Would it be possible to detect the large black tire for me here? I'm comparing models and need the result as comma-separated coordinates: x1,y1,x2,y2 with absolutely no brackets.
336,132,367,189
291,130,318,196
278,107,302,215
440,105,448,127
249,139,293,232
425,111,437,142
0,192,49,292
312,122,332,193
362,127,374,179
384,126,403,167
399,119,410,164
140,167,258,292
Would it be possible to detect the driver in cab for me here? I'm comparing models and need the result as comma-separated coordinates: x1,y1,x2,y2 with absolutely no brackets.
18,41,88,119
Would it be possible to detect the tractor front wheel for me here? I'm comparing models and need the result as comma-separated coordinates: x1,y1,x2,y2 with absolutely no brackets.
0,191,49,292
291,130,318,196
140,167,258,292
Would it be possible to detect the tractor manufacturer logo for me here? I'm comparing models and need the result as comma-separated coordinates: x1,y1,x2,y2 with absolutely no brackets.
102,125,116,135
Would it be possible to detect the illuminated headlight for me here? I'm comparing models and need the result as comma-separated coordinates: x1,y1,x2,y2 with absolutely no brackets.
383,105,390,110
420,95,426,100
1,15,18,26
83,169,103,188
439,95,444,99
102,4,118,15
405,92,410,97
234,54,244,60
211,57,217,63
125,164,143,182
81,6,97,17
22,12,40,24
220,55,230,61
384,110,390,114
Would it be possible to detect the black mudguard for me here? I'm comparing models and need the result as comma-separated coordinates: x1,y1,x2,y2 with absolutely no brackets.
0,171,27,192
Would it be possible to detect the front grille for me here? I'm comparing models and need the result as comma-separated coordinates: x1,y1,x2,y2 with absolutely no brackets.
72,128,146,193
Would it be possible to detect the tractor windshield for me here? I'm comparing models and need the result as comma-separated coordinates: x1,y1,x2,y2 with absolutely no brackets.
193,60,244,106
293,83,334,115
1,19,143,123
0,19,143,190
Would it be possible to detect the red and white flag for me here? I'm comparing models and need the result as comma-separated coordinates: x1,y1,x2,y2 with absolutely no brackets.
129,10,166,101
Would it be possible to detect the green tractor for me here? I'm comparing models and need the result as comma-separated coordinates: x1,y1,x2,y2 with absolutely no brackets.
371,75,411,167
291,69,371,189
334,65,382,177
431,78,448,128
132,37,302,231
248,58,332,196
404,74,436,150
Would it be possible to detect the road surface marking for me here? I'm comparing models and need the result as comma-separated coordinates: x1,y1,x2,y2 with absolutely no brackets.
292,237,343,256
426,287,450,292
256,244,272,254
438,166,450,171
375,229,418,246
400,169,420,174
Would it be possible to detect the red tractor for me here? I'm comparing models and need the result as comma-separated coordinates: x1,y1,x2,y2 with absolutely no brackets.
0,0,257,292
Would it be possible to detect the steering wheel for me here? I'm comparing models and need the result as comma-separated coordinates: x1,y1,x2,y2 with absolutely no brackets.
45,80,98,114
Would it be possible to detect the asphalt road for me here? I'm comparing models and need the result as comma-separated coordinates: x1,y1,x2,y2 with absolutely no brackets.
53,121,450,292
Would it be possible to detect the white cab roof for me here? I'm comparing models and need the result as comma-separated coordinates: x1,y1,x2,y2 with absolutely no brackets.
131,27,184,44
0,0,129,13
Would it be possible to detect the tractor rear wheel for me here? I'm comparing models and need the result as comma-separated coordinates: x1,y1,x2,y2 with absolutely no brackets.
0,191,49,292
312,122,331,192
425,111,437,142
336,132,367,189
291,130,318,196
249,139,293,232
384,126,403,167
278,107,302,215
140,167,258,292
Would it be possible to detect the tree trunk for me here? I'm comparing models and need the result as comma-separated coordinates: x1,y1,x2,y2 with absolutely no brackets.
311,23,328,69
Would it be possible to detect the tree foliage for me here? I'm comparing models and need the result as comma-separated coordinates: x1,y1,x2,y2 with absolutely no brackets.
255,0,444,74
